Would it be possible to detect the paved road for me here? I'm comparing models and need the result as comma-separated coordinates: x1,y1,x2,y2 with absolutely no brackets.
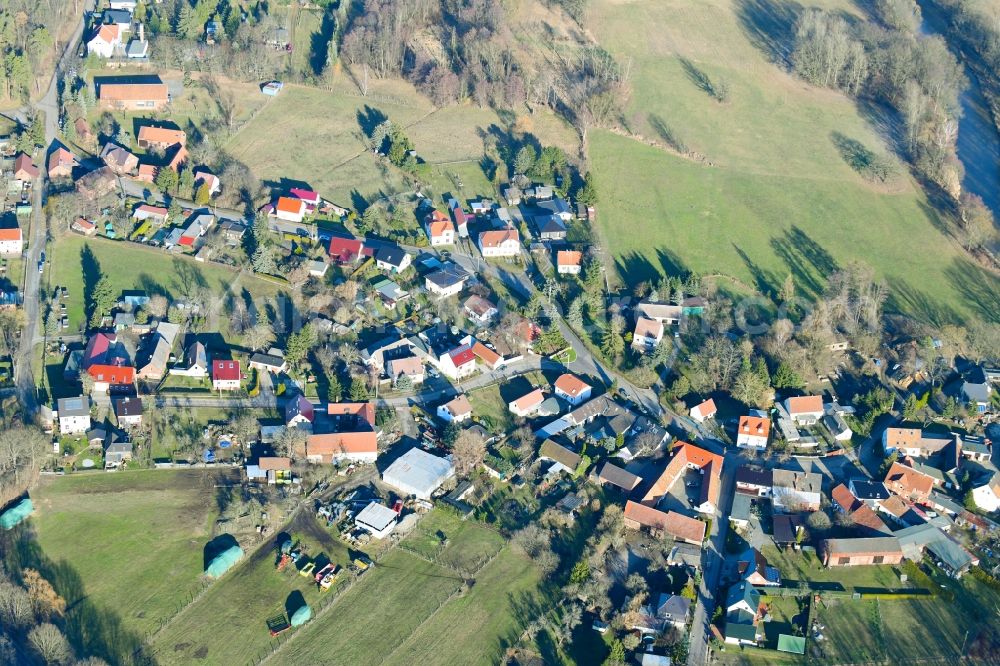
153,394,279,409
119,179,247,223
689,449,738,666
13,2,91,420
13,181,45,417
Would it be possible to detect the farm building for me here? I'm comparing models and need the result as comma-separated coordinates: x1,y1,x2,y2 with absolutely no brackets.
381,448,455,500
355,501,398,539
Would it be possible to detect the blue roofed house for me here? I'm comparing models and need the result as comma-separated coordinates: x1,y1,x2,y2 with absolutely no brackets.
724,580,761,645
960,365,994,414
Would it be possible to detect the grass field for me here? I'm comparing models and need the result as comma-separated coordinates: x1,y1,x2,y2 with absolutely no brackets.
274,509,542,665
22,471,225,635
384,548,544,666
279,549,464,663
225,74,577,209
586,0,1000,323
151,508,354,665
47,234,285,334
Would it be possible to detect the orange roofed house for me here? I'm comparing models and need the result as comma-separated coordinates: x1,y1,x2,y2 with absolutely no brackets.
301,402,379,464
557,250,583,275
624,500,706,545
478,228,520,257
784,395,824,425
884,461,937,503
643,442,724,515
554,373,592,406
0,227,23,256
98,80,169,110
424,210,455,246
736,415,770,450
137,126,186,151
273,196,307,224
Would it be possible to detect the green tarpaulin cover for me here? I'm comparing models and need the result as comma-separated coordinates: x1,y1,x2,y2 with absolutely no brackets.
1,499,33,530
290,604,312,627
205,545,243,577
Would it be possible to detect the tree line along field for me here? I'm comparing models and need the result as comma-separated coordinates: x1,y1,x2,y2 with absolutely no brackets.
585,0,999,323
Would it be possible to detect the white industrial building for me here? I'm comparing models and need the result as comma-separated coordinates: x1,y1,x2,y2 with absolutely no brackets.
381,448,455,500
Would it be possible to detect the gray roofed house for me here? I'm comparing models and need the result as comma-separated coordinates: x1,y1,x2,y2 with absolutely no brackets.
249,352,287,373
425,265,470,291
534,197,572,220
533,214,567,240
105,439,133,468
895,523,977,577
58,396,91,418
655,593,691,628
849,479,890,503
730,492,753,529
374,245,410,272
960,365,993,413
667,542,702,569
538,439,581,475
596,461,642,492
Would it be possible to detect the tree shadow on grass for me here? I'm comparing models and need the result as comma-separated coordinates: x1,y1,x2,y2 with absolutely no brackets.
769,225,839,297
884,276,964,326
2,525,156,665
944,258,1000,323
733,243,778,298
614,251,660,288
356,106,388,142
80,244,101,327
734,0,803,64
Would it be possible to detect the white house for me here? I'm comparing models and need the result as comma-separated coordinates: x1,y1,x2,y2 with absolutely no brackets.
972,476,1000,512
509,388,545,417
736,415,770,450
424,211,455,246
437,345,478,380
387,356,425,386
211,360,241,391
273,196,307,223
0,227,23,255
87,24,122,58
554,374,592,406
57,396,91,435
424,266,469,299
785,395,824,425
437,395,472,423
632,317,664,352
478,228,520,257
556,250,583,275
690,398,717,423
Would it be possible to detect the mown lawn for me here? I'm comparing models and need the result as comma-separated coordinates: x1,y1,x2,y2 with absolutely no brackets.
762,545,905,591
587,0,999,323
22,470,226,635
